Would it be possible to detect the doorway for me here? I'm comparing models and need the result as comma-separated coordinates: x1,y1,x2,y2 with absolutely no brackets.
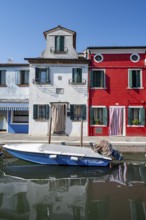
51,104,66,135
109,107,125,136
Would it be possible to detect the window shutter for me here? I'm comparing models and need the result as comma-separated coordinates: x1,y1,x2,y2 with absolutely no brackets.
103,107,108,125
70,105,74,120
136,70,140,87
82,105,86,120
45,105,49,119
72,68,75,83
139,108,145,126
60,36,64,51
33,105,38,119
128,108,132,125
101,71,105,87
78,68,82,83
46,68,50,83
25,71,29,84
128,70,132,88
90,108,94,125
35,68,40,83
16,71,21,85
90,70,93,87
55,36,60,52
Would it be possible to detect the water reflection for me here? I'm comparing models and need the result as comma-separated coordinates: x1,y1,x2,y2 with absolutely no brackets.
0,160,146,220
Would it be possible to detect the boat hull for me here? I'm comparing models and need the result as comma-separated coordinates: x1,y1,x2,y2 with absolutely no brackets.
5,148,111,167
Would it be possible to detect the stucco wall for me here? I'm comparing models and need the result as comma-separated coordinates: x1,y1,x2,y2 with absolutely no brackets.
29,64,88,136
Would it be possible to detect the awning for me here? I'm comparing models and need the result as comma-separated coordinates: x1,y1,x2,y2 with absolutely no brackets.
0,103,29,111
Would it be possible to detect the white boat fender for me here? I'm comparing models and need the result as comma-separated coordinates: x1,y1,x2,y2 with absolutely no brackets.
49,155,57,159
71,156,78,161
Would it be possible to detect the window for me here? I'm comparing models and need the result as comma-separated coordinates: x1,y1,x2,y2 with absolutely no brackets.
35,68,50,84
70,105,86,121
0,70,6,85
55,36,65,52
72,68,82,83
16,70,29,85
128,69,142,88
128,107,145,126
130,53,140,63
94,54,103,63
90,107,108,125
33,105,49,120
91,70,105,88
12,111,28,123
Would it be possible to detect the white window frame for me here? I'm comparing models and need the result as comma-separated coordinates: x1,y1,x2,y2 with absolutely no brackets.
11,110,29,125
90,106,107,127
128,69,143,89
127,106,144,127
91,69,106,89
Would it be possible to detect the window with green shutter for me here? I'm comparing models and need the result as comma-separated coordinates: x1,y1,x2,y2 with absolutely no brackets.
91,70,105,88
35,68,50,84
33,105,49,120
70,105,86,121
72,68,82,83
128,107,145,126
90,107,108,125
16,70,29,85
55,36,65,52
128,69,142,88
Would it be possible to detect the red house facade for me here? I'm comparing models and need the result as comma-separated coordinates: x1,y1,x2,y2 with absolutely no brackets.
87,46,146,136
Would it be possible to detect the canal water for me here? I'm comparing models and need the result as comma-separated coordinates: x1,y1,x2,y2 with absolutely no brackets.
0,158,146,220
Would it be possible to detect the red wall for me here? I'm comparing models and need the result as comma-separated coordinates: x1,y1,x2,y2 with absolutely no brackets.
88,53,146,136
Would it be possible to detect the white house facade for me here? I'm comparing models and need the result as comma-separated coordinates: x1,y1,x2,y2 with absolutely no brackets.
26,26,89,136
0,63,29,133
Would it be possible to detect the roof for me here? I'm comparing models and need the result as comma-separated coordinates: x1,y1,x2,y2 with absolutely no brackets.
43,25,76,38
87,46,146,50
0,63,29,67
43,25,76,49
24,57,89,64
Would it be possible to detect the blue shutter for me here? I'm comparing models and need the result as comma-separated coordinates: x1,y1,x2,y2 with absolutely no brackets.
139,108,145,126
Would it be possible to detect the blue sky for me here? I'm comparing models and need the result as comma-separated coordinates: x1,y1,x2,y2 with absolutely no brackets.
0,0,146,63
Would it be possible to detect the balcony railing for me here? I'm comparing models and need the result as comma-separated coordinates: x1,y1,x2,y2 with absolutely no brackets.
68,79,86,85
50,47,68,54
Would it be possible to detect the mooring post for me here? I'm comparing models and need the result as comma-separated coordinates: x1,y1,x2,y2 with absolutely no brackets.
80,119,83,147
48,117,52,144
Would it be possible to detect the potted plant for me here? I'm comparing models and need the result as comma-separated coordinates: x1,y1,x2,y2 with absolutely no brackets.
132,119,140,125
94,119,101,125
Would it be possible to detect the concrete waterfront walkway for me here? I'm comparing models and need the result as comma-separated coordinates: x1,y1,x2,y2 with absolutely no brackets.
0,132,146,153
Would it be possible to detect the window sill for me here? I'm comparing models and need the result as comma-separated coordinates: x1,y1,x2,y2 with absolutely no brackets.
127,87,144,89
127,125,144,127
0,85,7,87
17,84,29,87
90,124,107,127
91,87,107,89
